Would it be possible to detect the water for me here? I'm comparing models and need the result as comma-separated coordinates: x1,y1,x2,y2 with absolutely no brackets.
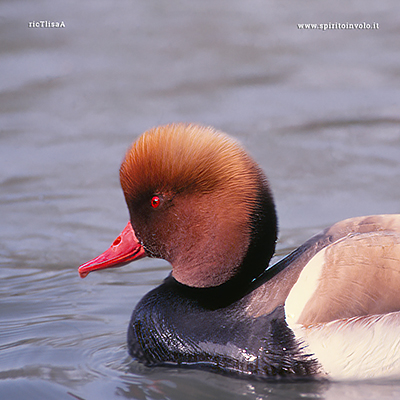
1,0,400,399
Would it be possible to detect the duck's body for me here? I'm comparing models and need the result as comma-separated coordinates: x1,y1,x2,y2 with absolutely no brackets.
79,124,400,380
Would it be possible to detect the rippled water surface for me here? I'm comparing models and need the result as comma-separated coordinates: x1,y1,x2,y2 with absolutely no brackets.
1,1,400,399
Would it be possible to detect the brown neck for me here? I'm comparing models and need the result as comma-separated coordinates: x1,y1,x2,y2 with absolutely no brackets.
172,178,278,304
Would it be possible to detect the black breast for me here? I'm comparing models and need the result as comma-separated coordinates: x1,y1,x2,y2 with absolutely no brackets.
127,276,319,379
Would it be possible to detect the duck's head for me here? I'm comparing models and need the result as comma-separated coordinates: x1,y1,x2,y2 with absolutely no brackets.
79,124,277,289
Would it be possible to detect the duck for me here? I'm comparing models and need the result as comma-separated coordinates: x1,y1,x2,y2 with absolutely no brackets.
79,123,400,380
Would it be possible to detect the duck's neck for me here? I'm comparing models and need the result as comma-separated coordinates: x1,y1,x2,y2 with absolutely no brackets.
171,181,278,309
244,180,278,280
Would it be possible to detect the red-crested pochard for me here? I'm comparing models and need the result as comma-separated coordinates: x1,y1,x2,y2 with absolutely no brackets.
79,123,400,380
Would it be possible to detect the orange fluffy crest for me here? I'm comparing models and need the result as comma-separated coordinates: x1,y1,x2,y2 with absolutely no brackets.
120,123,259,204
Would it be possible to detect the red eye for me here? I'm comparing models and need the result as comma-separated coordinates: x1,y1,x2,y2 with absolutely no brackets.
151,195,161,208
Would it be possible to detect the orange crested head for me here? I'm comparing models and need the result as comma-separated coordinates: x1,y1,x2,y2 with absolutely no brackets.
118,123,277,288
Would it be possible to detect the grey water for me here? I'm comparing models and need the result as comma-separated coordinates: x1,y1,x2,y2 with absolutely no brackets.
1,0,400,399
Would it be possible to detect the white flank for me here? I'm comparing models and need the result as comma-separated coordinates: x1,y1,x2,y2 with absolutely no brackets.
293,312,400,380
285,248,325,329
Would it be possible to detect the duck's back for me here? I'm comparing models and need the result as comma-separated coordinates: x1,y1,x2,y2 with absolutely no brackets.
287,214,400,326
246,214,400,379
